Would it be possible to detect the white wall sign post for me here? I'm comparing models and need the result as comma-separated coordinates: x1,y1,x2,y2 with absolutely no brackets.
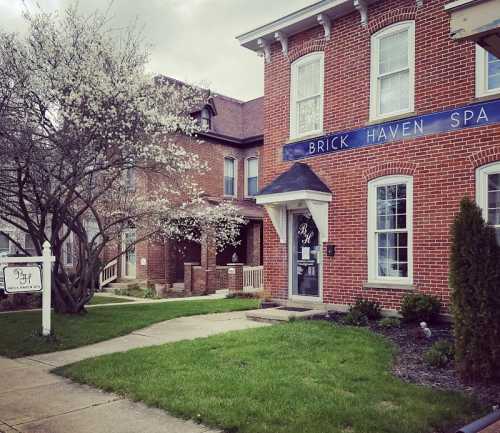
0,241,55,336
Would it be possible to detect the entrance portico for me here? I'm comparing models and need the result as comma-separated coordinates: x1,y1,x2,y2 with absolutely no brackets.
256,163,331,303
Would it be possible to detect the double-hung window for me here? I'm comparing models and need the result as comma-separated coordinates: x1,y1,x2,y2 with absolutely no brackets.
476,162,500,245
224,157,236,197
368,176,413,284
245,157,259,197
476,46,500,97
370,21,415,121
290,52,324,139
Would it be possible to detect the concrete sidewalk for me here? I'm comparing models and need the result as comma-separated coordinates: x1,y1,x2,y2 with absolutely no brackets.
0,310,269,433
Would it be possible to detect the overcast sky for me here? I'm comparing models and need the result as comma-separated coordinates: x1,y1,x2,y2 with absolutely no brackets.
0,0,313,101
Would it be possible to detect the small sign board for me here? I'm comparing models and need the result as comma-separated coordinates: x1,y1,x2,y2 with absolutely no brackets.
3,266,42,294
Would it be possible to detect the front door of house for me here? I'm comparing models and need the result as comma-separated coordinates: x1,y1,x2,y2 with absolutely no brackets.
122,230,136,279
289,211,321,300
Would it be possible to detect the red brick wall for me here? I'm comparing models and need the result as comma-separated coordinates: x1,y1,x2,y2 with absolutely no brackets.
262,0,500,310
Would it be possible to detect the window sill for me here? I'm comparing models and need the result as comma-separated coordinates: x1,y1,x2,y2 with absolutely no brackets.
286,131,324,144
367,111,416,126
474,92,500,103
363,281,415,291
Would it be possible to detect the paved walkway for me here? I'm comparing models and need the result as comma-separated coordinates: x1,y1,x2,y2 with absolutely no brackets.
0,310,269,433
0,290,230,315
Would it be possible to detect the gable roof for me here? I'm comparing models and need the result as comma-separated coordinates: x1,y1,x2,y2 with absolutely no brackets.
259,163,331,195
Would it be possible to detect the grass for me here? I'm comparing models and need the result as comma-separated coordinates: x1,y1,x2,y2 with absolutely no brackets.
0,298,258,358
58,322,483,433
88,295,133,305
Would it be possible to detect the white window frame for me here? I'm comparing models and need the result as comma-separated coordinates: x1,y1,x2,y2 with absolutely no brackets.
290,51,324,140
244,156,259,198
223,157,237,197
63,232,75,267
476,162,500,237
475,45,500,98
367,175,413,286
370,21,415,121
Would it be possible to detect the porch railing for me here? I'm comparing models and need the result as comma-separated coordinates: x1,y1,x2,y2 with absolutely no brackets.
99,259,118,290
243,265,264,291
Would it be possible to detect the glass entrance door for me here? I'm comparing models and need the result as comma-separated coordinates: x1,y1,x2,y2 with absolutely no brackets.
122,230,136,279
290,211,321,298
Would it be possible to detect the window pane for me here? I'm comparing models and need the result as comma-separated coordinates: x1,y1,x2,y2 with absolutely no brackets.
0,234,9,254
247,158,258,178
488,209,500,225
224,158,234,178
298,60,320,99
379,29,408,75
376,195,409,279
248,177,258,196
488,174,500,191
496,228,500,246
380,70,409,114
488,191,500,209
297,97,320,135
487,52,500,90
224,177,234,196
25,234,36,256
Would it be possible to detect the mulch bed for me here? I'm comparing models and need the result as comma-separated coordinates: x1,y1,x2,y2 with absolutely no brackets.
325,312,500,409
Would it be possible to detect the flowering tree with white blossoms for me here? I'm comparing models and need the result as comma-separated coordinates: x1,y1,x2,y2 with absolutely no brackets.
0,4,245,314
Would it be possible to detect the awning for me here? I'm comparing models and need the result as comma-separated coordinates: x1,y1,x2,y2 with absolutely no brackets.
256,163,332,243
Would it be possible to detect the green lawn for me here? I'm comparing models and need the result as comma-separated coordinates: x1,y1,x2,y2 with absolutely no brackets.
57,322,483,433
0,298,258,358
89,295,133,305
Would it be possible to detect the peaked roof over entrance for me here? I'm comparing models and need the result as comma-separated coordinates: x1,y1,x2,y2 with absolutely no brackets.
256,163,332,244
259,162,331,196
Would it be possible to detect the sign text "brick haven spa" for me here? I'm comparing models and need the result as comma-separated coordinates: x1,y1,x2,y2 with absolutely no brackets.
283,99,500,161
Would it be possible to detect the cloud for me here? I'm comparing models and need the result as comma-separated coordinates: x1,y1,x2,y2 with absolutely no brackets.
0,0,312,100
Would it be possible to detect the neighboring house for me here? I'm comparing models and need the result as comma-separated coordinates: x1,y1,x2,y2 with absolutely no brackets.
237,0,500,312
104,86,264,294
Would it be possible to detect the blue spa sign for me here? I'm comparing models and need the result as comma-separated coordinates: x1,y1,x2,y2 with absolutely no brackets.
283,99,500,161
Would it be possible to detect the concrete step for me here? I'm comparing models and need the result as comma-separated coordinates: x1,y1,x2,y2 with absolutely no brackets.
246,306,327,323
105,281,140,291
172,283,185,292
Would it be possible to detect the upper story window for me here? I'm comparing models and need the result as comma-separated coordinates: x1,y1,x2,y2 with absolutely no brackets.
476,162,500,245
290,52,324,139
370,21,415,121
201,108,211,130
224,157,236,197
368,175,413,285
476,46,500,97
245,157,259,197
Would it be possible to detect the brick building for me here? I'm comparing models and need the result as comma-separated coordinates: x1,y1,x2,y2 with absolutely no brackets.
237,0,500,312
110,89,264,294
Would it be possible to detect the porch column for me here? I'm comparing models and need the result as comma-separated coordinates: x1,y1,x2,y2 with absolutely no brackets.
200,230,217,294
245,220,262,266
227,263,244,293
